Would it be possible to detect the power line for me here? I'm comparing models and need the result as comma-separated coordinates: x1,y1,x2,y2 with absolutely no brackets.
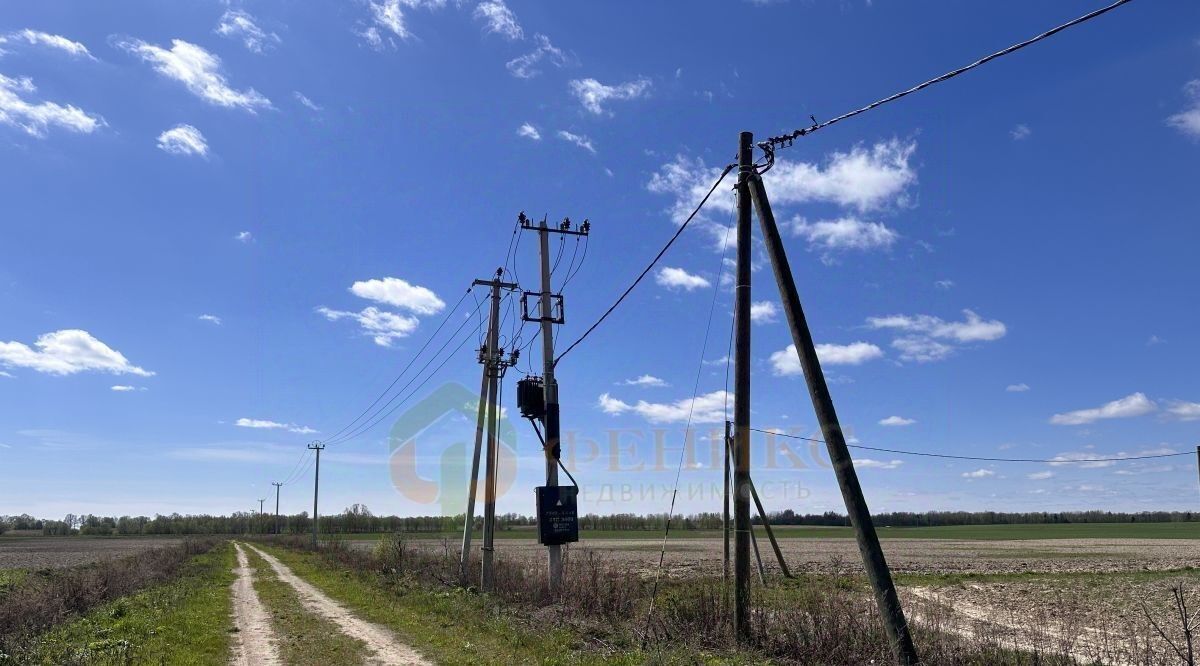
760,0,1137,155
555,163,736,367
748,427,1191,464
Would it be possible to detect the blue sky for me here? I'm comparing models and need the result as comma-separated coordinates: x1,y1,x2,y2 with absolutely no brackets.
2,0,1198,521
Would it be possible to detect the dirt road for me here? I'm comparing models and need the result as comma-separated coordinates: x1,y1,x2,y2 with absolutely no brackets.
230,543,282,666
243,543,430,666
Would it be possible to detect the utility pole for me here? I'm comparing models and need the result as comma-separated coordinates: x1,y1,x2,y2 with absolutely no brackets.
308,441,325,549
520,212,589,595
723,421,731,609
466,270,518,590
257,498,265,533
748,150,919,664
272,482,282,535
733,131,754,641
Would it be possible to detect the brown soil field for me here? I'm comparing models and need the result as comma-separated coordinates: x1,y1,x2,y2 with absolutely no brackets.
0,536,184,570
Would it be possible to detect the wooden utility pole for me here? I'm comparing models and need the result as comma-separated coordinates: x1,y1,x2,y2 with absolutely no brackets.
272,482,282,535
308,441,324,549
733,131,754,641
748,165,919,664
519,213,588,595
473,272,517,592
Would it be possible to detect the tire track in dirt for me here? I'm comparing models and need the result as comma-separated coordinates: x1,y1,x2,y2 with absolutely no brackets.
244,543,430,666
230,542,282,666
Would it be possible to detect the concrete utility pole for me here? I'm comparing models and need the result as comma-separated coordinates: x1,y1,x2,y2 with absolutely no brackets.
308,441,325,548
272,482,282,535
468,272,517,591
519,212,589,595
747,153,919,664
257,498,266,533
733,131,754,641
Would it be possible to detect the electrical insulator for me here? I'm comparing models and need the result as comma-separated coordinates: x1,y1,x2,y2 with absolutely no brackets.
517,375,546,420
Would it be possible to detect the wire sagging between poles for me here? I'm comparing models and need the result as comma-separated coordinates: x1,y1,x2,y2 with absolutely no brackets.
761,0,1137,154
748,427,1192,464
555,163,735,368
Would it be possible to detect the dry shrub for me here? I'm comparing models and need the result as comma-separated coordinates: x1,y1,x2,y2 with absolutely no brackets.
0,538,220,651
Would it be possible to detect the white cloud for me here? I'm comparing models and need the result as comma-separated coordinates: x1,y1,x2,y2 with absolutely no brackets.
1165,400,1200,421
0,370,12,378
1006,383,1030,392
294,92,321,112
763,138,917,212
0,29,94,59
317,306,419,347
622,374,668,387
1010,124,1031,140
556,129,595,154
361,0,448,47
0,73,103,137
116,38,271,112
656,266,709,291
879,416,915,427
750,301,778,324
110,385,136,392
1048,452,1116,469
790,216,898,253
934,280,955,290
854,458,903,470
473,0,523,40
597,390,730,424
156,124,208,157
234,231,253,242
215,10,280,53
770,342,883,376
962,468,995,479
234,417,316,434
1167,80,1200,139
517,122,540,140
0,329,153,377
198,314,222,325
568,77,651,115
868,309,1006,363
1027,471,1054,480
349,277,444,315
506,34,570,78
1049,392,1157,426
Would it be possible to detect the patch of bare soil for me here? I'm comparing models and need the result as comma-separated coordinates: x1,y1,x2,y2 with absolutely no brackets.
0,537,184,570
230,543,282,666
244,544,430,666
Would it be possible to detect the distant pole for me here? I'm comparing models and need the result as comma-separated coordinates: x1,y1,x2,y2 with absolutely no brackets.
272,482,282,535
480,275,504,592
1196,446,1199,502
308,441,325,549
749,172,918,665
257,498,265,533
733,130,754,641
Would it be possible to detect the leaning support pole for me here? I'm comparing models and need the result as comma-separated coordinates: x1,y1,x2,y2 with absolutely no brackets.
748,473,792,578
459,344,493,584
732,131,755,642
749,173,919,665
480,284,503,592
726,432,766,586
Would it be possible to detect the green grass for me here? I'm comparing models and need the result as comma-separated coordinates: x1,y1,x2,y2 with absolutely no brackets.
254,544,757,665
0,570,27,600
328,521,1200,542
7,542,235,665
240,545,369,665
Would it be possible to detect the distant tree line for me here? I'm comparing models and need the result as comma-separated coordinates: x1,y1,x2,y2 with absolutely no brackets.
4,508,1195,537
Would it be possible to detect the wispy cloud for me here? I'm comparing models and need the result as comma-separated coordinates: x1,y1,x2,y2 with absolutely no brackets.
1006,383,1030,393
770,342,883,376
0,74,103,137
1167,80,1200,139
198,314,222,325
1010,124,1031,140
556,129,595,154
516,122,540,140
854,458,903,470
962,468,995,479
234,417,316,434
868,310,1006,363
156,124,208,157
0,29,94,59
0,330,152,377
506,34,570,78
1049,392,1156,426
598,390,730,424
234,231,253,243
215,10,280,53
1164,400,1200,421
116,38,271,112
622,374,668,387
317,306,419,347
569,77,651,115
294,92,322,112
473,0,522,40
656,266,709,291
879,415,915,427
750,301,778,324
